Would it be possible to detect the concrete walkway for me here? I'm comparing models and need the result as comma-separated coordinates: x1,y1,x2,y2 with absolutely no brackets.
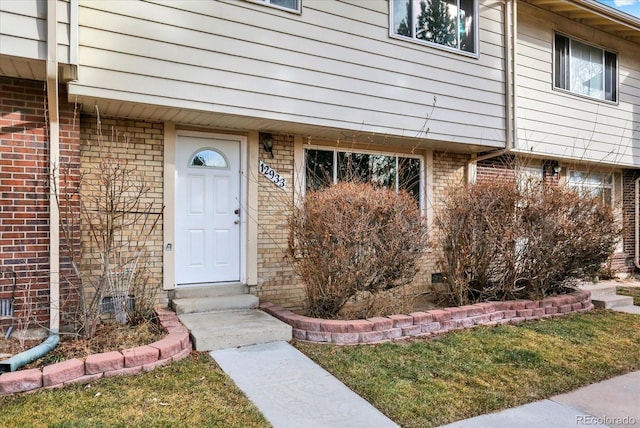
212,343,639,428
439,371,640,428
211,301,640,428
211,341,398,428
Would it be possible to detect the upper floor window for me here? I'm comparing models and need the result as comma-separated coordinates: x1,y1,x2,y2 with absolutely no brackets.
391,0,477,54
250,0,300,13
305,148,423,205
554,34,617,102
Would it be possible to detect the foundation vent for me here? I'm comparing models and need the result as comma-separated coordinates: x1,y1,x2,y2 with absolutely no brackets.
0,299,13,317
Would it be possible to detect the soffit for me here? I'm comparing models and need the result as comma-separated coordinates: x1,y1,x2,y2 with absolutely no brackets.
73,96,499,155
523,0,640,45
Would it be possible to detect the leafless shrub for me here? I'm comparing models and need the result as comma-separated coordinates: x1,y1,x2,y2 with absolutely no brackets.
54,114,162,338
14,281,35,349
338,286,415,320
436,181,520,306
437,175,620,305
517,183,620,299
288,182,428,319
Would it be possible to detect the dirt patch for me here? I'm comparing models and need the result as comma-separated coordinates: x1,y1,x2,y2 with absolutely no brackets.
0,321,164,369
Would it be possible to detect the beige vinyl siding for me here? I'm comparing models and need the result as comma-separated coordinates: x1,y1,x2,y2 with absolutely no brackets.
0,0,72,64
0,0,47,60
69,0,507,147
515,3,640,167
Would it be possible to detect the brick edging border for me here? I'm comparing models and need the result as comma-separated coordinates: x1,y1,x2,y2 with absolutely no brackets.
261,290,594,345
0,307,192,396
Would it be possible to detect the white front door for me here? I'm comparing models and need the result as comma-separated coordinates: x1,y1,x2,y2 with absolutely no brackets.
175,136,241,284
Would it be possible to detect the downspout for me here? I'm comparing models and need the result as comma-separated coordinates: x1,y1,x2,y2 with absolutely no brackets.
47,0,60,335
512,0,519,150
468,0,514,182
0,335,60,373
0,0,62,373
505,0,514,152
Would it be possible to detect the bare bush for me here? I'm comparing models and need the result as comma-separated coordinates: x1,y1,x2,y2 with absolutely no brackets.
437,182,520,305
288,182,428,319
437,177,620,306
54,116,162,338
517,184,620,299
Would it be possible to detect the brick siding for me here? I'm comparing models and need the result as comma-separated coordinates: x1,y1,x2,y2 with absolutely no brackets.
476,154,515,183
255,134,305,310
0,77,80,332
620,169,640,272
79,116,166,314
423,151,471,284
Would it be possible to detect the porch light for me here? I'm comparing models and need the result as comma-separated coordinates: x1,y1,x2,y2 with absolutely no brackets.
260,132,274,158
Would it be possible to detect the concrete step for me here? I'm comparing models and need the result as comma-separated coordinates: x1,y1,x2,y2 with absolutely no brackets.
178,310,293,351
171,294,259,315
591,294,635,309
578,283,618,299
612,305,640,314
172,283,248,299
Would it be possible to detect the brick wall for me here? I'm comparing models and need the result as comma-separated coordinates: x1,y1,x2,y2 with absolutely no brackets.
255,134,305,310
620,169,640,272
423,151,470,283
79,115,166,315
476,154,515,183
0,77,80,332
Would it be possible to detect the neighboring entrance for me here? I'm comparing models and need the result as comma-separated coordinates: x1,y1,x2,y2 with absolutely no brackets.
175,136,241,285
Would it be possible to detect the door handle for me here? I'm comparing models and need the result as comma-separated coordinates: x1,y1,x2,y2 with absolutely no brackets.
234,208,240,215
234,220,239,224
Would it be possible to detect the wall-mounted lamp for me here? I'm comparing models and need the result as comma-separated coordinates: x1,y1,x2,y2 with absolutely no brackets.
260,132,274,158
545,160,561,178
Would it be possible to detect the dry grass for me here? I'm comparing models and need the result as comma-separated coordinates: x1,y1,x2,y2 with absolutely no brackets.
0,352,269,428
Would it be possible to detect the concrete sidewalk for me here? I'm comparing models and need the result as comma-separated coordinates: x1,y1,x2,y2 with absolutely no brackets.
213,340,639,428
439,371,640,428
211,341,398,428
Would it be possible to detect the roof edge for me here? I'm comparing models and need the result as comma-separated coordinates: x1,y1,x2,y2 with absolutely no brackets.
569,0,640,30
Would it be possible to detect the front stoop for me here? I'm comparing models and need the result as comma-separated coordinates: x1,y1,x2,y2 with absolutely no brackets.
591,294,634,309
171,284,292,351
171,294,259,315
579,282,637,313
179,310,292,351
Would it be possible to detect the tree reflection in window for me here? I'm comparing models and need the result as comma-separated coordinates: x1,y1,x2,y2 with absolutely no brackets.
305,148,422,203
190,149,228,168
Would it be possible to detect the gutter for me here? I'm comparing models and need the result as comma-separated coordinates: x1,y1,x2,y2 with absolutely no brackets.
504,0,514,152
47,0,60,334
571,0,640,31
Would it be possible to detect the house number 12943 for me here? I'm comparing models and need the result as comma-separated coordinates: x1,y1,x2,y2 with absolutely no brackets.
259,160,286,190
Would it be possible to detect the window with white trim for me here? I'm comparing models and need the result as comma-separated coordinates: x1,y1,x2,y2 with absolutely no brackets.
305,148,423,204
554,34,617,102
250,0,300,13
391,0,477,54
567,171,613,205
